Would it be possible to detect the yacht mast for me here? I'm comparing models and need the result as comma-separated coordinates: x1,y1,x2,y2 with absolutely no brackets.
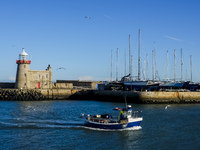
124,49,126,76
138,29,141,80
146,54,148,80
186,69,187,81
154,42,158,80
152,50,154,81
167,50,169,81
174,49,176,82
116,48,118,82
190,55,192,82
181,48,183,82
129,35,132,80
110,50,112,82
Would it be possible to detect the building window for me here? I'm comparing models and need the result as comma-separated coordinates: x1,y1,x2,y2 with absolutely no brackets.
24,65,26,68
24,83,26,86
45,74,48,78
38,74,40,78
24,73,26,77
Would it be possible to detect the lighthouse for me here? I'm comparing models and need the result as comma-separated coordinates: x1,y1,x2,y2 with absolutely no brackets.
15,48,52,89
15,48,31,89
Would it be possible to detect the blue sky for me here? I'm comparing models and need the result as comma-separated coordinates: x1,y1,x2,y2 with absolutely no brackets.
0,0,200,82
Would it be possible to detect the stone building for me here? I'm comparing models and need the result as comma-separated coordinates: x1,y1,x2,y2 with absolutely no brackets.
15,48,52,89
56,80,101,89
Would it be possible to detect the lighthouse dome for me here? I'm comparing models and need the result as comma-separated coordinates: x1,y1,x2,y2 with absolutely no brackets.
20,48,28,56
19,48,28,60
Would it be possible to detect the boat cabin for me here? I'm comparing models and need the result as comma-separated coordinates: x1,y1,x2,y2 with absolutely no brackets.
120,105,132,119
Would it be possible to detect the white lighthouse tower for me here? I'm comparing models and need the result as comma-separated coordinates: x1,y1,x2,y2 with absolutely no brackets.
15,48,31,89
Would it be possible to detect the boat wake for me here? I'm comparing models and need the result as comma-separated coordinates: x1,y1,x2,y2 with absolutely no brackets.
0,119,85,129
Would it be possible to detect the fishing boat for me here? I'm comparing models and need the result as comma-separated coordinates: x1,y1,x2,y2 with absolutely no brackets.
81,105,143,130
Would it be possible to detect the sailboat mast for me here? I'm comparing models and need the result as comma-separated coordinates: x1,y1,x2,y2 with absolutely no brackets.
190,55,192,82
186,69,187,81
129,35,131,80
110,50,112,82
116,48,118,82
138,29,141,80
124,49,126,76
154,42,157,80
174,49,176,82
167,50,169,81
146,54,148,80
152,50,154,81
181,48,183,82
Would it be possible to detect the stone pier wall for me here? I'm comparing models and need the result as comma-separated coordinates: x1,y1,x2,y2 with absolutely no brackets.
0,89,80,101
1,89,200,103
68,90,200,103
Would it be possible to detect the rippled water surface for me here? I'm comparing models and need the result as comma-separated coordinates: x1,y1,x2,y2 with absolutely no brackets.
0,100,200,150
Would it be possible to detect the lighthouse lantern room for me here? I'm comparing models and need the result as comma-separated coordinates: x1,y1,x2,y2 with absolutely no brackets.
16,48,31,64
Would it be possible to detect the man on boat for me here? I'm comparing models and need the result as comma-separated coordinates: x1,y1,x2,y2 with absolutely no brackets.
119,110,124,120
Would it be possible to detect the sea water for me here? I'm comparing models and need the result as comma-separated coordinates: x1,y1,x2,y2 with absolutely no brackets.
0,100,200,150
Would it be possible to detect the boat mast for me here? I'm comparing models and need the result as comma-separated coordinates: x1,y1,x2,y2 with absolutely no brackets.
154,42,158,81
142,60,145,80
152,50,154,81
110,50,112,82
131,55,133,79
186,69,187,81
129,35,132,80
116,48,118,82
146,54,148,80
181,48,183,82
167,50,169,81
124,49,126,76
174,49,176,82
138,29,141,80
190,55,192,82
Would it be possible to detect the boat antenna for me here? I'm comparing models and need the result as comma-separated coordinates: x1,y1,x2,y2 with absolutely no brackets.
124,97,127,108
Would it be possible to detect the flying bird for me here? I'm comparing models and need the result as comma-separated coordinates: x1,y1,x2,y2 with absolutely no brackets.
57,67,66,70
85,16,91,19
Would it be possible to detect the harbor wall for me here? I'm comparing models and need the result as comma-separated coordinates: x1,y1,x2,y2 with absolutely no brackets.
140,91,200,103
0,89,80,101
1,88,200,103
69,90,200,103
